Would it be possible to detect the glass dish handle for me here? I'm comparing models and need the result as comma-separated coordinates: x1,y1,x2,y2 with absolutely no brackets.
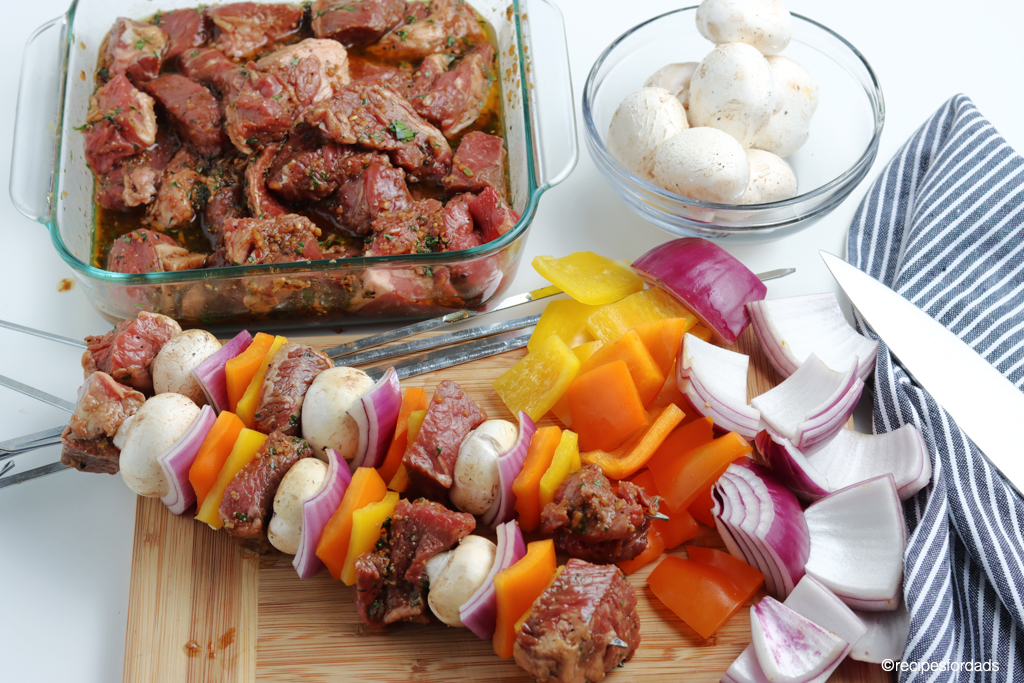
10,15,68,224
521,0,579,190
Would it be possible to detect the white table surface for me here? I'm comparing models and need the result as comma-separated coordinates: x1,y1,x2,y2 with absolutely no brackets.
1,1,1022,681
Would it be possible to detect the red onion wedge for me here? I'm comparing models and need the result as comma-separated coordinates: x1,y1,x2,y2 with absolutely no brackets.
678,334,760,438
723,576,866,683
293,448,353,579
347,367,401,470
460,520,526,640
750,596,847,683
850,601,911,663
755,428,831,501
747,294,879,383
714,460,809,599
750,354,864,454
714,473,781,597
632,237,766,344
157,405,216,515
190,331,253,413
803,475,906,611
481,412,537,528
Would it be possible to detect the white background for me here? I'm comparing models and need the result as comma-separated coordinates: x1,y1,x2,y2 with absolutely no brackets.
1,1,1022,681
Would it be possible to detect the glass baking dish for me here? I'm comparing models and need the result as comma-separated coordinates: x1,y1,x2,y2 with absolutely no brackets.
11,0,577,329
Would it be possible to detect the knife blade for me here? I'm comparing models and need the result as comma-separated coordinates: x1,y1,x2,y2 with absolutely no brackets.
821,251,1024,492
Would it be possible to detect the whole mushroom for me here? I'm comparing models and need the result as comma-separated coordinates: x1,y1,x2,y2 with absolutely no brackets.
449,419,519,516
119,393,200,498
267,457,329,555
652,127,751,203
152,329,222,405
607,87,689,180
424,535,497,627
695,0,793,55
753,55,818,158
738,149,798,204
300,367,374,461
688,43,777,148
644,62,699,109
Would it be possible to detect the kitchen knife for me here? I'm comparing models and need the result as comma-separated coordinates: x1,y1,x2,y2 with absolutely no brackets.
821,251,1024,493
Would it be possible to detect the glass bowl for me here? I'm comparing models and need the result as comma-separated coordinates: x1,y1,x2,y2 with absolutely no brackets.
583,6,884,244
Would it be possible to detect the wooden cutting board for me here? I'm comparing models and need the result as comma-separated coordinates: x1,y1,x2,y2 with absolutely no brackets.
122,328,887,683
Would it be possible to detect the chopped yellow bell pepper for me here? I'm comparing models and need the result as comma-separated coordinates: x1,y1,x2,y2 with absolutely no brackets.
587,288,697,342
235,334,288,428
195,428,268,529
527,299,600,352
493,334,580,422
533,252,644,305
549,341,605,428
538,430,581,509
572,340,605,365
340,491,400,585
689,325,714,342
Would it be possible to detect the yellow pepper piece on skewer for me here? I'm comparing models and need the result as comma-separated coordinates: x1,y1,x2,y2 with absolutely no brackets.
340,491,400,585
235,335,288,428
538,430,581,510
195,428,268,529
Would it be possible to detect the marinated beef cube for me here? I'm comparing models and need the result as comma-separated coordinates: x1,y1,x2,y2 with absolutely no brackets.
364,199,446,257
145,148,207,231
439,193,480,251
151,8,208,61
82,75,158,176
255,39,352,108
402,380,486,495
468,186,519,243
541,464,658,564
253,343,333,436
306,83,453,181
348,267,461,317
142,75,226,156
245,144,289,219
223,214,324,265
354,499,475,627
219,431,312,553
440,194,503,298
411,54,450,94
368,0,486,62
347,57,414,91
514,559,641,683
204,156,249,234
95,133,177,211
60,428,122,475
98,18,169,84
444,131,506,196
225,70,297,155
266,135,373,203
178,47,245,94
82,311,182,394
68,372,145,441
333,157,413,234
312,0,404,46
107,228,206,274
412,44,494,136
207,2,304,60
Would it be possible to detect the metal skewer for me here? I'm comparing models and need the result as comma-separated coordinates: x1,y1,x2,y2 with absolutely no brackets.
645,511,670,522
610,637,629,648
0,376,74,488
0,319,87,348
363,327,534,381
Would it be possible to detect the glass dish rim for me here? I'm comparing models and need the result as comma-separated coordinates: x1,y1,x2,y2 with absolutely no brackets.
46,0,546,286
582,5,886,215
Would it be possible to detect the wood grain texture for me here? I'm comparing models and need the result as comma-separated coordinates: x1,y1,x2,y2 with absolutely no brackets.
124,327,887,683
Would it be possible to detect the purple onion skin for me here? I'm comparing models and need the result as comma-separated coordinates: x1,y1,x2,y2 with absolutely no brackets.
633,238,767,344
755,430,830,501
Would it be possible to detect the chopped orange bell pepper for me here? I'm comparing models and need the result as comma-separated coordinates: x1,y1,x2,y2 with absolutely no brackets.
235,334,288,428
581,404,684,479
632,318,695,377
194,428,267,529
627,469,699,550
189,410,245,506
388,409,428,493
567,360,649,453
617,527,665,575
647,552,764,639
577,330,665,406
688,486,718,527
685,545,765,589
340,491,400,585
533,252,644,306
648,431,751,514
493,539,558,659
549,341,605,428
513,426,562,532
224,332,274,412
493,333,580,422
316,468,388,581
378,388,428,483
586,287,698,343
528,299,600,352
538,430,580,510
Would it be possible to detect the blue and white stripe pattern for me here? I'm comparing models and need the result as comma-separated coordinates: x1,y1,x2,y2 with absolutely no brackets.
848,94,1024,681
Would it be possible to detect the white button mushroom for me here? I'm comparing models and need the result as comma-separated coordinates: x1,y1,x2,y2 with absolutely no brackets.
688,43,777,148
652,127,751,203
695,0,793,55
644,62,699,110
267,457,329,555
425,535,497,627
607,87,689,180
449,419,519,516
300,366,375,461
738,149,798,204
753,55,819,158
119,393,200,498
152,329,223,405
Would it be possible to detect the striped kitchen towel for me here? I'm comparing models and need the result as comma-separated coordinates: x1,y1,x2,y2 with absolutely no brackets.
848,94,1024,681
